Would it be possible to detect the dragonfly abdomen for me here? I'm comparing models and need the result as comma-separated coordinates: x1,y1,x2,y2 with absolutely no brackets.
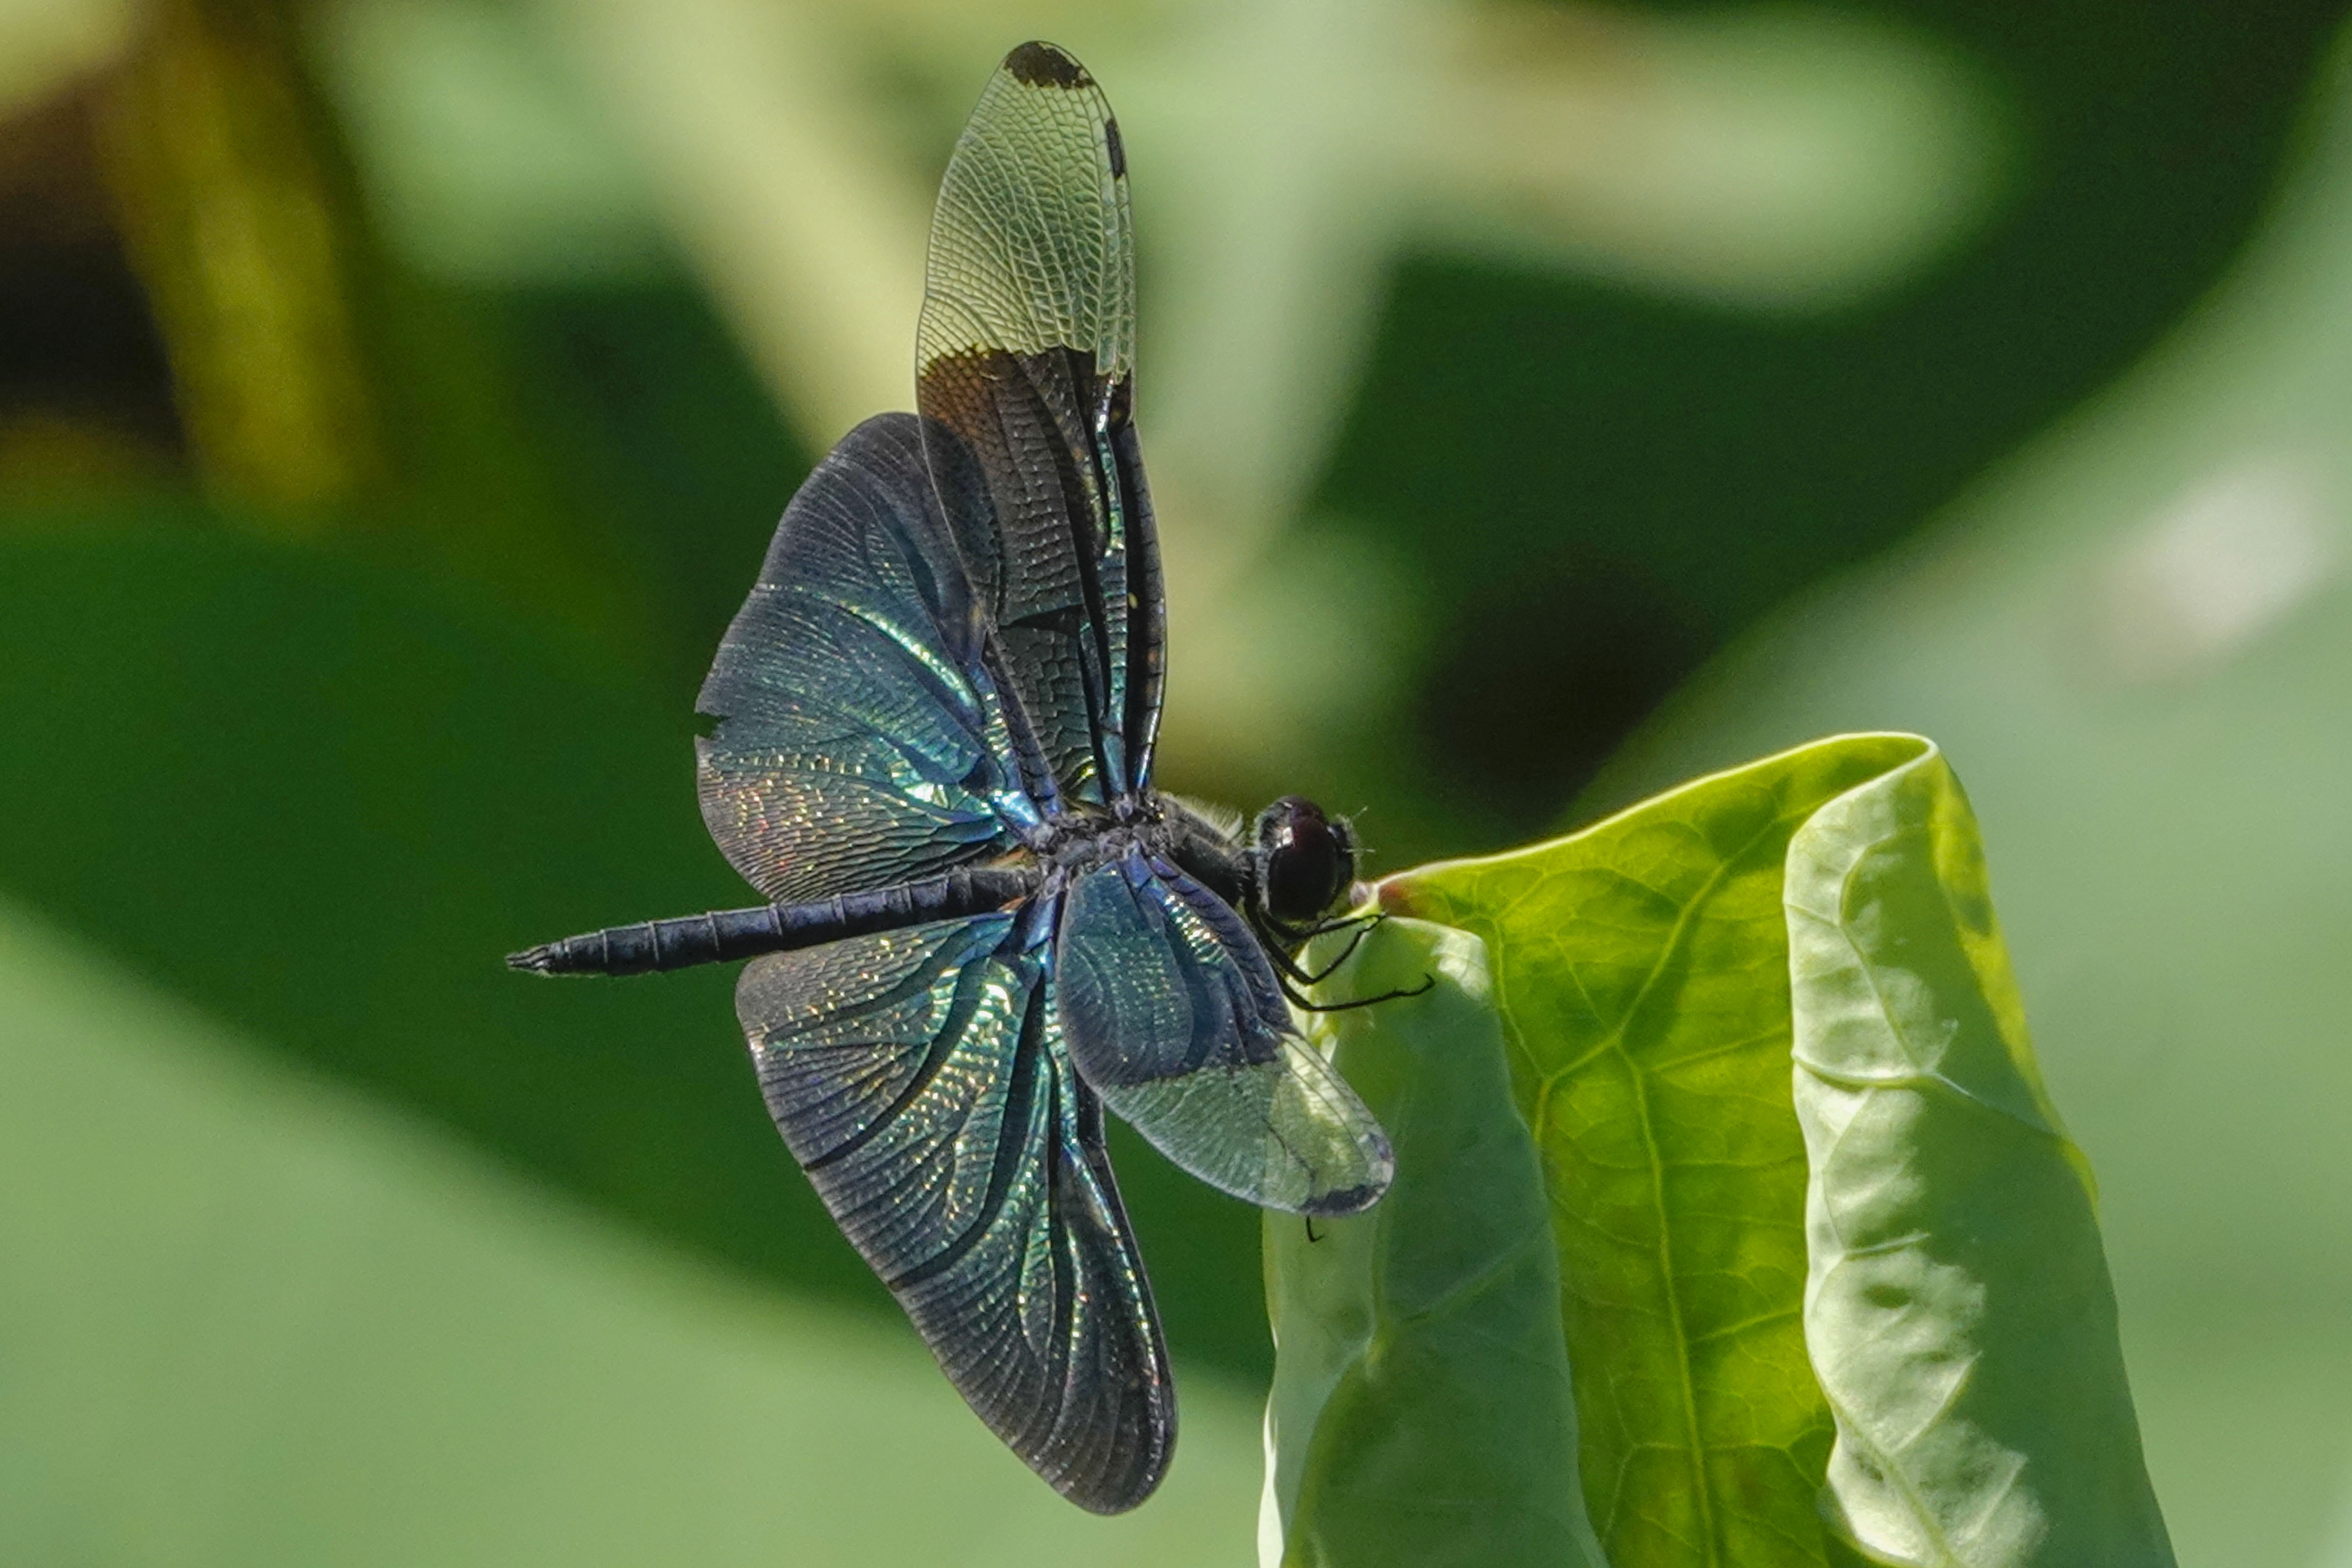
509,865,1041,976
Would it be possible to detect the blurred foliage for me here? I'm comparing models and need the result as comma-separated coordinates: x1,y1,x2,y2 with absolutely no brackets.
3,0,2351,1556
95,0,382,519
0,899,1263,1565
1270,739,2171,1568
1588,34,2352,1566
1319,0,2345,855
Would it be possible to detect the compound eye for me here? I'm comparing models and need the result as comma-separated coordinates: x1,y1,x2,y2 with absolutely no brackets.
1257,796,1354,925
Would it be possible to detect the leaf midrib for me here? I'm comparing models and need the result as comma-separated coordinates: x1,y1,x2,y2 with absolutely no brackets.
1521,799,1821,1567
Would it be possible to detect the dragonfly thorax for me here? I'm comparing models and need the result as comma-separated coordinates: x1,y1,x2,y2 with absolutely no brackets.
1025,795,1360,942
1030,801,1151,866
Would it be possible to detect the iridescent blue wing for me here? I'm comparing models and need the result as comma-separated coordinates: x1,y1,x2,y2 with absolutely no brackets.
738,911,1173,1513
916,41,1164,807
696,413,1050,903
1055,852,1395,1216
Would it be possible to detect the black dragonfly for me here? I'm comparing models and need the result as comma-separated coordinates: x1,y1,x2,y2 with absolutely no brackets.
510,40,1394,1514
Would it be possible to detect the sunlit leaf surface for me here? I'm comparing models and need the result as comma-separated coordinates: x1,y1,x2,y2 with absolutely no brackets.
1388,737,1917,1567
1352,734,2173,1567
1787,746,2173,1567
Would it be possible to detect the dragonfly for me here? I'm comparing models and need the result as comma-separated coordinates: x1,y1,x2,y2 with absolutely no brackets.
510,40,1395,1514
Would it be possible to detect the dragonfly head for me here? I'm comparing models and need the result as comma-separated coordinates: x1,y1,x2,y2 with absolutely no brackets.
1251,796,1358,928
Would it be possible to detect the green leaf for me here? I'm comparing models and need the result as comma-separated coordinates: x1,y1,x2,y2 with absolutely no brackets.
1262,918,1606,1568
1787,746,2175,1566
1294,732,2176,1567
1389,734,1920,1567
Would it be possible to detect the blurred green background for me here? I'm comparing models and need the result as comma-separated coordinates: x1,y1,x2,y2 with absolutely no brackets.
4,0,2350,1561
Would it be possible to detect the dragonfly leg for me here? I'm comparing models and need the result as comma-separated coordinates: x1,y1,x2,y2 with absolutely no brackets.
1259,907,1432,1013
1296,914,1383,985
1303,975,1436,1012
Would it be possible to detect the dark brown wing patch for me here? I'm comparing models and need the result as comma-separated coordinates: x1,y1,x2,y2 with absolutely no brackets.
1005,40,1091,89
